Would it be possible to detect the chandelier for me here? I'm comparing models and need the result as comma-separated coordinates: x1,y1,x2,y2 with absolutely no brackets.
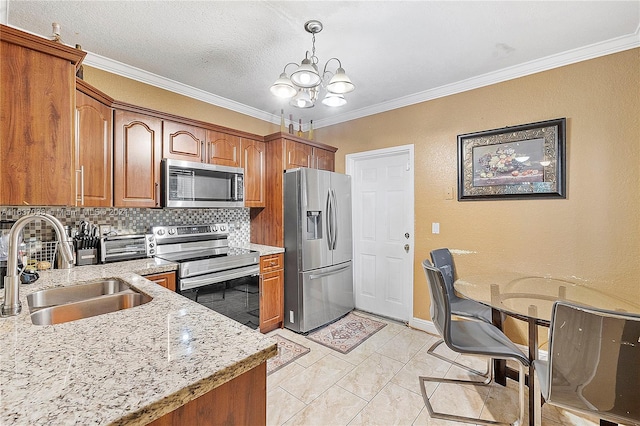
270,20,355,108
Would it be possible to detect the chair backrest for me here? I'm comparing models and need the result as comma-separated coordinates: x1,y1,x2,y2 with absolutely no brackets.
546,301,640,424
430,248,458,300
422,259,451,342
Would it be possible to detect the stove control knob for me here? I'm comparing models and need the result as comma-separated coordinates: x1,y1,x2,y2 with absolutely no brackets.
149,243,155,248
212,225,218,232
168,228,176,235
220,225,226,231
149,249,155,255
156,229,165,236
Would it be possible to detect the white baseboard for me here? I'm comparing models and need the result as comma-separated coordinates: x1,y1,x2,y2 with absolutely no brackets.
408,317,439,336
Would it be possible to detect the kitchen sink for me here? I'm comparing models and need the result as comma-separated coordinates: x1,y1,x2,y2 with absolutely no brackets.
27,278,153,325
30,292,152,325
27,278,134,309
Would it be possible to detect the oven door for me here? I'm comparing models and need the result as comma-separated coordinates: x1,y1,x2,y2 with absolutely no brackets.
179,266,261,330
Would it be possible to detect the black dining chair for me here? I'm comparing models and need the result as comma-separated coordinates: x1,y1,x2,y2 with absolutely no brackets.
533,301,640,426
428,248,495,376
420,259,530,426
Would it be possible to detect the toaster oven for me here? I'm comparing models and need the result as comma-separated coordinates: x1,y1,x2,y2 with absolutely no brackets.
99,234,156,263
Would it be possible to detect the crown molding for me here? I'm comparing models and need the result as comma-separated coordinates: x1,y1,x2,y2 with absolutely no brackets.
313,27,640,129
83,53,277,124
85,28,639,130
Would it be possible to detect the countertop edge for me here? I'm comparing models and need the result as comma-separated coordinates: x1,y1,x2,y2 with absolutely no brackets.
113,344,278,425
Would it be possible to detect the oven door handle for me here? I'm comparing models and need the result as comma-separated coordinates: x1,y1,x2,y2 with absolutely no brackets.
180,265,260,291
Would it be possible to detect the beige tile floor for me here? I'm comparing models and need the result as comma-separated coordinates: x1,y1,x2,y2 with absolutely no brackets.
266,311,601,426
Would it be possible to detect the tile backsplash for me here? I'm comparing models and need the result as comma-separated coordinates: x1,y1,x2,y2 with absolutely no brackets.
0,207,250,246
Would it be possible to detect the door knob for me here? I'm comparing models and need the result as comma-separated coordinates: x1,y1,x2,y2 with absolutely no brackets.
405,233,410,239
404,244,410,253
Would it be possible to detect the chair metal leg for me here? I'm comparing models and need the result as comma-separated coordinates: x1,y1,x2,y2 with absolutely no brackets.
419,359,526,426
427,338,491,378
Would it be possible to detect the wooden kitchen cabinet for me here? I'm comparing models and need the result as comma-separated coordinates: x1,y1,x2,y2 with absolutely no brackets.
75,80,113,207
241,138,266,207
163,120,206,163
284,140,313,169
314,147,335,171
144,271,177,292
251,133,337,247
259,253,284,333
113,109,163,207
206,131,241,167
0,24,85,206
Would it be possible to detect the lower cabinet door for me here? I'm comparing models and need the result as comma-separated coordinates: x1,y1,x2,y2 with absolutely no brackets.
259,269,284,333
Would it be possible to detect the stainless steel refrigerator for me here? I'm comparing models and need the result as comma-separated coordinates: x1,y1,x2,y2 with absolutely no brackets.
283,168,354,333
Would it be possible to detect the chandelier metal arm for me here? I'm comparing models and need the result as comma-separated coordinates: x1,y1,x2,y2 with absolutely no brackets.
282,62,299,74
322,58,343,75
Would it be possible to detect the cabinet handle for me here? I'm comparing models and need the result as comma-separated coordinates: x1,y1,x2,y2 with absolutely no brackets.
201,140,205,163
75,166,85,206
155,182,160,207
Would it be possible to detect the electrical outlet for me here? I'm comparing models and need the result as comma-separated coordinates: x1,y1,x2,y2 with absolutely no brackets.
99,225,111,236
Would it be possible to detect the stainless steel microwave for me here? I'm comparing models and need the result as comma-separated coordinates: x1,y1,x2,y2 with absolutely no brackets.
161,159,244,208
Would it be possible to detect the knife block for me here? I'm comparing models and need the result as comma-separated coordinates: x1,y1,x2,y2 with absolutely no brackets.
76,248,97,266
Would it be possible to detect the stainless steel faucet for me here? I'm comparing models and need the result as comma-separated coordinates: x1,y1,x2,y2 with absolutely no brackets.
1,213,75,317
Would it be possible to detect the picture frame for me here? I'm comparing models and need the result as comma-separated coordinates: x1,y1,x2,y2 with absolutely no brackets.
457,118,566,200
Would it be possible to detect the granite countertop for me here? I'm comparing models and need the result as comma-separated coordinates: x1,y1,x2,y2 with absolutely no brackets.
0,259,277,425
245,243,284,257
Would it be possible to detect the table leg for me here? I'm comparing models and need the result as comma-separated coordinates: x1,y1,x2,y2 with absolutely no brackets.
491,308,507,386
528,308,539,426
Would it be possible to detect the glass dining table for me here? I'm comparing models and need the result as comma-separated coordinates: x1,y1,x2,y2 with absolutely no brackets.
454,274,640,426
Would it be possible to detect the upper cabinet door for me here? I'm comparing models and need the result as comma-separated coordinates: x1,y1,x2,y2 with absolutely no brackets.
113,110,162,207
0,26,83,206
76,90,113,207
285,140,313,170
162,120,206,162
206,131,241,167
241,139,266,208
314,148,335,172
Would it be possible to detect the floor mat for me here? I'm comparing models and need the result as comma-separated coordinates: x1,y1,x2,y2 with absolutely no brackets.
306,312,386,354
267,334,311,375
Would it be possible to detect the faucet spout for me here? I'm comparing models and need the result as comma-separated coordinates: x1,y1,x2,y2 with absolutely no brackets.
1,213,75,317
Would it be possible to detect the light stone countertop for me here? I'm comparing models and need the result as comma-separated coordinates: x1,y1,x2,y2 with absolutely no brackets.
0,258,277,425
243,243,285,257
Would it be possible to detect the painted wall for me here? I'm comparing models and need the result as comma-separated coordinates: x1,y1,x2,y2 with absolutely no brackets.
317,49,640,342
83,67,279,136
83,50,639,344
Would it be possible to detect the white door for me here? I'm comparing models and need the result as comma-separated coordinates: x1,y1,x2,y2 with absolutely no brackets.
346,145,414,322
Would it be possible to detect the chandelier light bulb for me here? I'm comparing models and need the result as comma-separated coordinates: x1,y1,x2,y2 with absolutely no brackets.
327,68,355,94
270,72,297,98
322,92,347,107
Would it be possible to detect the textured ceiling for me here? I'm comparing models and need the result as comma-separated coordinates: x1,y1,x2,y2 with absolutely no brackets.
4,1,640,128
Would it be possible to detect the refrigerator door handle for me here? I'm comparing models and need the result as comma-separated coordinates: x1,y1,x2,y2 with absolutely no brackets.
331,189,338,250
326,189,334,250
309,264,351,280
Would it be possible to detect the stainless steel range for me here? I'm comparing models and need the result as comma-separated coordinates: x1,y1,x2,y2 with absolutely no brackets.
152,223,260,329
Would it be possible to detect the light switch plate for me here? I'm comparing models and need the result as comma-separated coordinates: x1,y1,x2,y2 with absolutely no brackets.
445,187,454,200
432,223,440,234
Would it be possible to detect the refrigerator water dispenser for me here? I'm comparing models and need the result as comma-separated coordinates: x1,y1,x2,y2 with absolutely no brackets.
306,211,323,240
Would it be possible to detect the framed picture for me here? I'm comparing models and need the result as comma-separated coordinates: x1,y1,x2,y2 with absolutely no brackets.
457,118,566,200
